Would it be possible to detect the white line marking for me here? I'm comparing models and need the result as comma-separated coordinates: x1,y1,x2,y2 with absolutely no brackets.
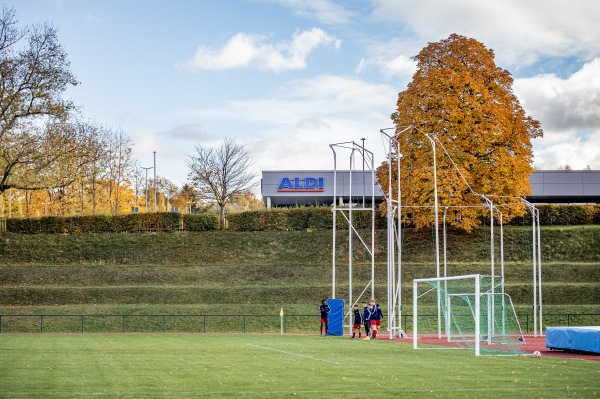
246,343,341,364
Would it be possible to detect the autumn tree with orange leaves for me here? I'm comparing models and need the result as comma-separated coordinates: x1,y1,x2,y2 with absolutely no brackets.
378,34,543,231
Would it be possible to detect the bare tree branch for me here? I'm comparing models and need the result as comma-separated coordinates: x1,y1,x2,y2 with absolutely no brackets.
187,137,257,229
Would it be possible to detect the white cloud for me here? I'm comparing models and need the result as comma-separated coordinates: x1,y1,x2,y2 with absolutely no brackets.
532,129,600,170
267,0,355,24
159,123,211,141
368,0,600,69
514,58,600,169
188,75,398,175
356,53,416,81
179,28,340,72
515,58,600,132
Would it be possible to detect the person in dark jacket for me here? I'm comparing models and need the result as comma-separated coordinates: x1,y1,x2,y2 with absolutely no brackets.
369,300,380,339
319,299,330,335
364,302,375,338
351,304,364,338
362,301,370,337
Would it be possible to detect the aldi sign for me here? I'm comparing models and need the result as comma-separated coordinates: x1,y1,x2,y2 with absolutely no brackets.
277,177,324,192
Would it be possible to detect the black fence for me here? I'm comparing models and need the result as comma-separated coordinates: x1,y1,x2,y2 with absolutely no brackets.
0,313,597,334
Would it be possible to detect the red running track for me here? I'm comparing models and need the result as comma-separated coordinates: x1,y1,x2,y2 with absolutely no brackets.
392,335,600,361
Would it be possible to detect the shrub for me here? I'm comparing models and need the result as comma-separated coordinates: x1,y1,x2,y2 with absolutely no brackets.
227,207,386,231
183,214,219,231
7,213,185,234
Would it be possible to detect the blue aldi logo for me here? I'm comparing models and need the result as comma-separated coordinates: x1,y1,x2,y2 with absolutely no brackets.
278,177,324,192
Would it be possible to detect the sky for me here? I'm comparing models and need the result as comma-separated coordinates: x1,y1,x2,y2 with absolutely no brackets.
6,0,600,194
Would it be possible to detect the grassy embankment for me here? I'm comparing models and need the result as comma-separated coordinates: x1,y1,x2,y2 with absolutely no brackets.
0,225,598,332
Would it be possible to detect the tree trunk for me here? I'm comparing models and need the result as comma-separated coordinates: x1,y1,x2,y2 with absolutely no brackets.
219,204,225,230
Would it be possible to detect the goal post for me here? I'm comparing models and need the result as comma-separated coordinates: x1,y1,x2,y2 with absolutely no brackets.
413,274,526,356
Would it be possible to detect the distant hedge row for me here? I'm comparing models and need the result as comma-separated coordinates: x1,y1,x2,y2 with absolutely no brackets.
228,204,600,231
3,204,599,234
5,213,219,234
508,204,600,226
227,207,387,231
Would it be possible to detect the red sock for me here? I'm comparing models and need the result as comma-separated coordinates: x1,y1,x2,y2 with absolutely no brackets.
352,333,355,337
359,333,361,337
320,325,323,334
373,331,377,338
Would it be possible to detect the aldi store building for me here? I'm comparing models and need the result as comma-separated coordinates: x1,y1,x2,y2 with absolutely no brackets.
261,170,600,208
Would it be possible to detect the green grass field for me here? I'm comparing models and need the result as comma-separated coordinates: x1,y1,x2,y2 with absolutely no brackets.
0,334,598,398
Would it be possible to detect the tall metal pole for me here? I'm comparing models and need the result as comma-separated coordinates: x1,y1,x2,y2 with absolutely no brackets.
537,208,543,335
142,167,153,212
349,149,354,307
424,133,441,338
330,145,337,299
370,146,375,302
396,137,402,336
532,205,538,336
443,206,449,337
153,151,157,212
361,138,365,208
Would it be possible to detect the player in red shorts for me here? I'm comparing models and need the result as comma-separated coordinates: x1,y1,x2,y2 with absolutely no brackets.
376,303,383,329
369,300,380,339
319,299,330,335
351,304,363,338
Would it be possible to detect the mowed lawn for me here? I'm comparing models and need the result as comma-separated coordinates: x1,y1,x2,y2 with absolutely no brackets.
0,334,598,398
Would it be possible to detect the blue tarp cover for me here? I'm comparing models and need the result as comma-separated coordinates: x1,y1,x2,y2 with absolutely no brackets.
326,298,345,336
546,326,600,354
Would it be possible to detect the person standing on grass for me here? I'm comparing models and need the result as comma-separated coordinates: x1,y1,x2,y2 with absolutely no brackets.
362,301,370,337
319,299,330,335
351,304,363,338
376,303,383,332
364,302,374,338
369,300,380,339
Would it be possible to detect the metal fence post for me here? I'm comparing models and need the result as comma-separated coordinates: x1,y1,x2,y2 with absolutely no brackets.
243,315,247,333
162,316,166,333
122,315,125,333
40,315,44,333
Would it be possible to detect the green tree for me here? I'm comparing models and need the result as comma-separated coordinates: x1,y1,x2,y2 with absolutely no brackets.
379,34,543,231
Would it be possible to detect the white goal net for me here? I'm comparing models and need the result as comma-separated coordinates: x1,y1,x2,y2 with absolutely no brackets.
413,274,526,356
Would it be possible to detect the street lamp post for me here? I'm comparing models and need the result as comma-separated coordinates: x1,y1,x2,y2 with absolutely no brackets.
153,151,157,212
142,166,153,212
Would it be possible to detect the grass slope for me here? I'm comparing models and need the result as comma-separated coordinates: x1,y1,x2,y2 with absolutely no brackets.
0,334,598,399
0,226,598,330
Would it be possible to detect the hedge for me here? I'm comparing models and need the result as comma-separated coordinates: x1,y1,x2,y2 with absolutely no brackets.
7,213,186,234
182,214,220,231
508,204,600,226
227,207,387,231
4,204,599,234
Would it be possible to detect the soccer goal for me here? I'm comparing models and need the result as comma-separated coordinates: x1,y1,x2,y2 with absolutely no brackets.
413,274,526,356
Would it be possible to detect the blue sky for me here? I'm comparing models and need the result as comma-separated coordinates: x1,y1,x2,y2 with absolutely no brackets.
7,0,600,190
